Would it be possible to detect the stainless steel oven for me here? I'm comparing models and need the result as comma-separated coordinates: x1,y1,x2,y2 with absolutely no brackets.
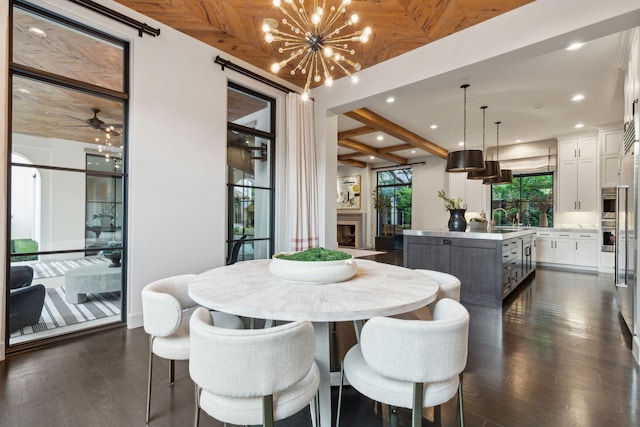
601,187,616,251
602,187,616,218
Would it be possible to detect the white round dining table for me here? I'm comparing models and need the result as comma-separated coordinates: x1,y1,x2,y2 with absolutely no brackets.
189,258,439,427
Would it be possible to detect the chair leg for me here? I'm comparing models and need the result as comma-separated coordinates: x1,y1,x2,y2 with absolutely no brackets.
263,394,274,427
146,336,154,424
412,382,424,427
336,361,345,427
390,406,399,427
170,359,176,385
310,390,319,427
458,376,465,427
194,385,202,427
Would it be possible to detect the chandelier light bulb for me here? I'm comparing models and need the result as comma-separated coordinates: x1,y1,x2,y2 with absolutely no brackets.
266,0,371,95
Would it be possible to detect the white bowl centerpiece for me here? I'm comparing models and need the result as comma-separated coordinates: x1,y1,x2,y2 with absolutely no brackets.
269,247,357,284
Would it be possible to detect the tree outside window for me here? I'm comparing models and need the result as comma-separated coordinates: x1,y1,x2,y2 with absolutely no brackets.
491,173,553,227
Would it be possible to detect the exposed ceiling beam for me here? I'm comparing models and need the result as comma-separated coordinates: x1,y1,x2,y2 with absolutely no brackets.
344,108,449,159
379,143,414,153
338,157,367,168
339,138,408,164
337,126,375,140
338,152,364,160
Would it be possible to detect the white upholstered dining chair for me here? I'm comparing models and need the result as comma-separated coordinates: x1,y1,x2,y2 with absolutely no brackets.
337,298,470,427
141,274,243,423
414,269,462,302
189,307,320,427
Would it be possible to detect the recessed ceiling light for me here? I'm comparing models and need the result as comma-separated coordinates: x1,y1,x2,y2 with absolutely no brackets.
369,156,375,160
572,94,585,102
566,42,585,51
28,27,46,37
386,97,395,103
376,135,384,141
575,123,584,129
430,124,438,129
515,139,522,143
458,142,465,147
411,150,416,154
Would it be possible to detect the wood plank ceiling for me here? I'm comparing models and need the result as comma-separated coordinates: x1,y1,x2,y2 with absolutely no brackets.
114,0,533,168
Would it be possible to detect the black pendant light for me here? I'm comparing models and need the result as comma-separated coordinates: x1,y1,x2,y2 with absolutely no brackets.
483,121,512,185
446,84,485,172
468,106,500,180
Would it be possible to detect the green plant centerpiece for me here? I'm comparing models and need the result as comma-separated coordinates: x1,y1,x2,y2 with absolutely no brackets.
269,247,357,284
275,247,352,261
437,190,467,232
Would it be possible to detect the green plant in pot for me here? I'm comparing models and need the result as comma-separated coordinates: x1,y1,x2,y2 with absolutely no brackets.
437,190,467,232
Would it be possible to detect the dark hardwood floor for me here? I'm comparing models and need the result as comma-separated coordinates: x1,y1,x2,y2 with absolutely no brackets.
1,253,639,427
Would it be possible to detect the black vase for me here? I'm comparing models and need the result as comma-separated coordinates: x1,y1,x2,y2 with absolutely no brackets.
448,209,467,232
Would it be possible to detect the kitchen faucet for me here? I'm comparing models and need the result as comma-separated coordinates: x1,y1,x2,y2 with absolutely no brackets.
491,208,508,227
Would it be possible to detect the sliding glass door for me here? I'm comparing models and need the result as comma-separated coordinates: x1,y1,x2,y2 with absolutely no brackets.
8,1,128,346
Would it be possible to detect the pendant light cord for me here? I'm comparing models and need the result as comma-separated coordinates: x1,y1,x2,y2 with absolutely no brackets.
495,121,501,161
461,84,469,149
481,106,487,160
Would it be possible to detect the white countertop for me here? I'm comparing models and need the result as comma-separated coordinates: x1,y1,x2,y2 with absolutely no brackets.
404,228,537,240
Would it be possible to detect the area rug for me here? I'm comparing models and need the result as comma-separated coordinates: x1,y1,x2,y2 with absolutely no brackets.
29,257,110,279
10,287,121,337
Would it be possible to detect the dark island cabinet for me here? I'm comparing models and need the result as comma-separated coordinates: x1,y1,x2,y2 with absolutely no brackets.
404,234,536,307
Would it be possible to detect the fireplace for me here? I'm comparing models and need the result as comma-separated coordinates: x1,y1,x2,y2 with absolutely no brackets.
337,213,363,248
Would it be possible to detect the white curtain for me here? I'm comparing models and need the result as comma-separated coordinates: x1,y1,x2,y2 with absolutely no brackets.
284,93,319,251
486,139,557,174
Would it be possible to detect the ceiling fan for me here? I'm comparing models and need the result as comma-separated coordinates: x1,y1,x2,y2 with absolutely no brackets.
82,108,122,136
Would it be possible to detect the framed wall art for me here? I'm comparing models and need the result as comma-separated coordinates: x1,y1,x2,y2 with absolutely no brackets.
337,175,361,209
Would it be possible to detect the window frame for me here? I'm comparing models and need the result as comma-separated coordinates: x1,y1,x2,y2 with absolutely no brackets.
226,82,276,262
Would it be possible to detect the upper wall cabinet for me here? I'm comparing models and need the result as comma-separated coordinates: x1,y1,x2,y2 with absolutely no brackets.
558,135,597,161
557,135,597,212
600,127,623,188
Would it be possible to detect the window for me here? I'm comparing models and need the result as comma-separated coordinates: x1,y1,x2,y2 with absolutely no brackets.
491,173,553,227
8,1,128,345
226,83,276,262
375,168,412,249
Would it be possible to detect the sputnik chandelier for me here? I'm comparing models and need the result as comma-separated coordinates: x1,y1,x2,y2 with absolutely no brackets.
263,0,372,100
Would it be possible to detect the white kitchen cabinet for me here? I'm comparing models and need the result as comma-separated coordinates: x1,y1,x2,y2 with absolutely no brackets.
553,232,575,265
557,135,597,212
558,135,597,161
600,127,622,188
574,233,598,267
535,231,597,268
601,155,620,187
535,231,555,263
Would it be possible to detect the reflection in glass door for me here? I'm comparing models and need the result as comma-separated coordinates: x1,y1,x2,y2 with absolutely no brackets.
8,2,128,347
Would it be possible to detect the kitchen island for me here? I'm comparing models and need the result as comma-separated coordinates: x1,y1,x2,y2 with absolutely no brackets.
403,228,537,307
